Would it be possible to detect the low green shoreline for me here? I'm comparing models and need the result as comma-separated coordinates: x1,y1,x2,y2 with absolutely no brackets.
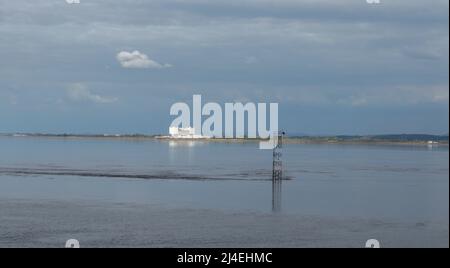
1,133,448,146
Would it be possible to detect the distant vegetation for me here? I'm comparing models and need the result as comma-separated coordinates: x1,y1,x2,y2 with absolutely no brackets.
1,133,448,144
0,133,155,138
288,134,449,144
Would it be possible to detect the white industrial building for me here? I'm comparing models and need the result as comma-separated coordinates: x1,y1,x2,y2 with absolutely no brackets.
169,127,210,139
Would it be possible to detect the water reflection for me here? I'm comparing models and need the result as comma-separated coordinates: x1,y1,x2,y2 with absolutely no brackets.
168,140,205,166
168,140,205,148
272,179,282,212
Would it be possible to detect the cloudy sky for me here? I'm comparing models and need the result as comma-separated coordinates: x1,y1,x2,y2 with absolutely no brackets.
0,0,448,135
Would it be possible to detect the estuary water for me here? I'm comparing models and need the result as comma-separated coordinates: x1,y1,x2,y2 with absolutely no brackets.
0,136,448,247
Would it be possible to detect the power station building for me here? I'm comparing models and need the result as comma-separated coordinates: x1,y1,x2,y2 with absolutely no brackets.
169,127,209,139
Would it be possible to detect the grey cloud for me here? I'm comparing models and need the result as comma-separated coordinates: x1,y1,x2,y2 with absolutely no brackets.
66,83,118,103
1,0,448,27
0,1,448,111
402,48,444,61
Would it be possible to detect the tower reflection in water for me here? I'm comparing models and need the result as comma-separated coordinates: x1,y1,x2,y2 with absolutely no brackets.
271,131,284,213
272,178,282,212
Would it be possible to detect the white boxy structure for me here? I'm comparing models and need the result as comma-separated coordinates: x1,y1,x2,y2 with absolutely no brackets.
169,127,210,139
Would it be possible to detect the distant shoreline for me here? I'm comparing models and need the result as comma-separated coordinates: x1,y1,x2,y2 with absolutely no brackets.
1,133,448,146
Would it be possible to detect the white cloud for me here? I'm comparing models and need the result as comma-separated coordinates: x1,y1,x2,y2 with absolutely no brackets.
66,83,118,104
116,50,172,69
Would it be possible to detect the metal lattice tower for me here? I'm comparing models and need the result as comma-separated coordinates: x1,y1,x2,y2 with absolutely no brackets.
272,132,283,180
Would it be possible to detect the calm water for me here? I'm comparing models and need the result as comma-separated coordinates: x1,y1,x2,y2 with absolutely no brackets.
0,136,448,247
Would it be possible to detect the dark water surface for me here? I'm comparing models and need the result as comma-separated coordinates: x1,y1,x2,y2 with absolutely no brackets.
0,137,448,247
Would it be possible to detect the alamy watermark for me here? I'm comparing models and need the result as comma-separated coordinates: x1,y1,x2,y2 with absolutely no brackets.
65,239,80,248
365,239,381,248
169,95,279,149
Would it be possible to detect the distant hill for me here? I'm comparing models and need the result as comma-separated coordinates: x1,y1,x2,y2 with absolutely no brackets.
367,134,449,142
289,134,449,143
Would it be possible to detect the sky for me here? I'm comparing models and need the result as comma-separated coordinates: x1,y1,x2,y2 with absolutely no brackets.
0,0,448,135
